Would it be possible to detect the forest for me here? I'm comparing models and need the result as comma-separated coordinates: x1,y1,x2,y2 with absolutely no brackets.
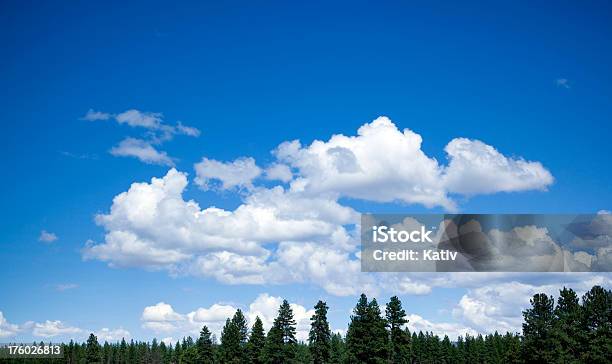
1,285,610,364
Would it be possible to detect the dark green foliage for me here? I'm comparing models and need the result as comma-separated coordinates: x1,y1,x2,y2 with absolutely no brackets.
385,296,411,364
521,292,555,363
6,284,610,364
247,316,266,364
263,299,298,363
580,285,612,363
86,333,101,363
309,300,331,364
329,332,346,363
197,325,215,363
346,293,389,363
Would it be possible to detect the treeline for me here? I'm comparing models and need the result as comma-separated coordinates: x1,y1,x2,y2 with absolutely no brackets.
1,285,610,364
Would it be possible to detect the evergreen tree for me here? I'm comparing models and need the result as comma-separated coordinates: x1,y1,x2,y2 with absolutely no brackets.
180,345,200,364
385,296,410,363
329,332,346,364
86,333,101,363
346,294,389,363
247,316,266,364
522,293,555,363
220,317,241,363
580,285,612,363
263,299,298,363
309,300,332,364
197,325,215,364
552,287,582,363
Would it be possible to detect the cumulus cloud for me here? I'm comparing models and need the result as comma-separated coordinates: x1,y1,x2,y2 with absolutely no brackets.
443,138,553,195
141,294,315,341
194,157,262,191
83,168,362,294
39,230,58,243
0,311,20,338
0,311,131,342
407,314,477,340
84,116,560,295
452,274,612,334
95,328,131,342
32,320,83,338
110,138,175,166
264,163,293,182
274,116,552,210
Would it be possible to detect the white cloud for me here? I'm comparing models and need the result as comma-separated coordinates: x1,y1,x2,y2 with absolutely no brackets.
556,78,571,89
110,138,175,166
82,108,200,165
443,138,553,195
115,110,164,129
32,320,83,338
407,314,477,340
194,157,262,191
55,283,78,292
274,116,552,210
265,163,293,182
0,311,20,338
81,109,111,121
177,122,201,137
0,311,132,342
83,169,358,292
452,274,612,334
141,301,236,337
95,328,131,342
141,294,315,341
39,230,58,243
84,117,560,296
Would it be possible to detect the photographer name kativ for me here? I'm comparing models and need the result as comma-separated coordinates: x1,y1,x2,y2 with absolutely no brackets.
370,225,458,261
372,249,457,261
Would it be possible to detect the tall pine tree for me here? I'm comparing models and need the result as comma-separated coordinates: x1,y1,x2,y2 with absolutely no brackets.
346,294,389,363
522,293,555,363
386,296,410,363
248,316,266,364
197,325,215,364
86,333,101,363
263,299,297,363
309,300,332,364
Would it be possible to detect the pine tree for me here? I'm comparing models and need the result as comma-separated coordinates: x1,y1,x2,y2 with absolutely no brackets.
86,333,101,363
580,285,612,363
197,325,215,363
247,316,266,364
522,293,555,363
346,294,389,363
309,300,332,364
263,299,298,363
220,317,241,363
385,296,410,363
551,287,582,363
329,332,346,364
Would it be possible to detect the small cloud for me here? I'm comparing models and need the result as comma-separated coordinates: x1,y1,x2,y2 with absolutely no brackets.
39,230,58,243
81,109,112,121
176,122,201,137
55,283,78,292
556,78,571,89
110,138,175,166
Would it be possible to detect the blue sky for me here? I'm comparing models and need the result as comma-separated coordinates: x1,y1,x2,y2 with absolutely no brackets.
1,0,611,343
